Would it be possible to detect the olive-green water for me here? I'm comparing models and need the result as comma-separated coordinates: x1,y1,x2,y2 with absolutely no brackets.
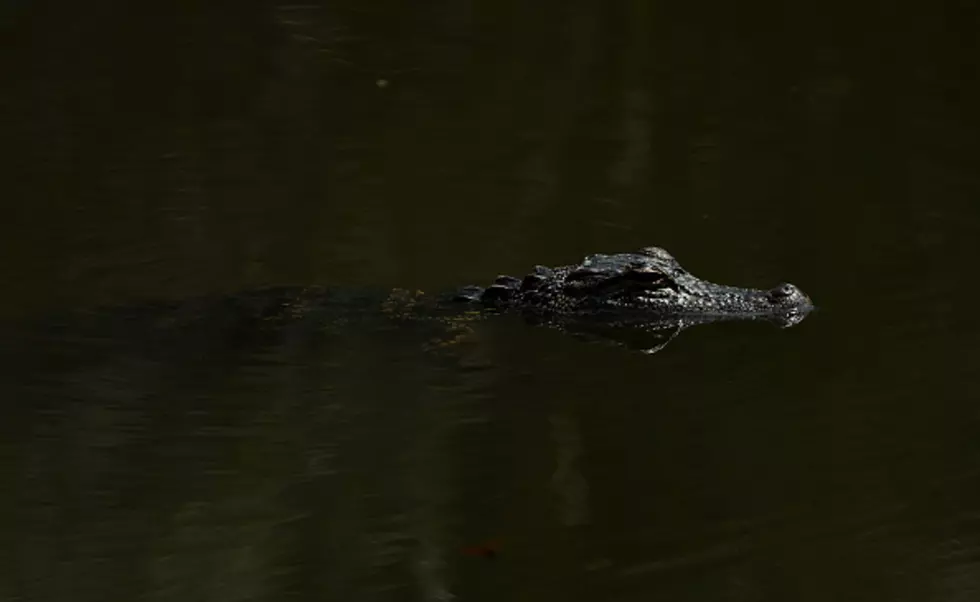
2,2,979,600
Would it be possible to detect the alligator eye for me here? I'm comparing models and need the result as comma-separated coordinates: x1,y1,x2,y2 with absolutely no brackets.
626,267,668,283
639,247,671,260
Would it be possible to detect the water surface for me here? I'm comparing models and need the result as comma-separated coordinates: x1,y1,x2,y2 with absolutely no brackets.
2,1,979,600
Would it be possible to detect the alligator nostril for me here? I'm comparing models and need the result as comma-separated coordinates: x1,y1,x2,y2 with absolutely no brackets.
768,283,797,301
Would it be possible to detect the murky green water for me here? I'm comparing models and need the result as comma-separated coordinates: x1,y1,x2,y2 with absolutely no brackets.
2,1,979,600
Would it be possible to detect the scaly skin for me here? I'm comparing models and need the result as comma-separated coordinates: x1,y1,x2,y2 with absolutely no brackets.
456,246,813,329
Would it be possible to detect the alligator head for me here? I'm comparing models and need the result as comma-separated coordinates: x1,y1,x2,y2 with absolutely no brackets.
455,246,813,353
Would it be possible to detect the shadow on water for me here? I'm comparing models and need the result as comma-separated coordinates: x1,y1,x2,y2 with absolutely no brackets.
2,0,980,600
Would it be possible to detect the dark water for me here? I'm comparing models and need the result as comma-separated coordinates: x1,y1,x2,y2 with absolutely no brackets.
2,1,980,600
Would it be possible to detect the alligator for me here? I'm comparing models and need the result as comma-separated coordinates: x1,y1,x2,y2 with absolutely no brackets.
456,246,809,321
4,246,812,358
139,245,810,356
